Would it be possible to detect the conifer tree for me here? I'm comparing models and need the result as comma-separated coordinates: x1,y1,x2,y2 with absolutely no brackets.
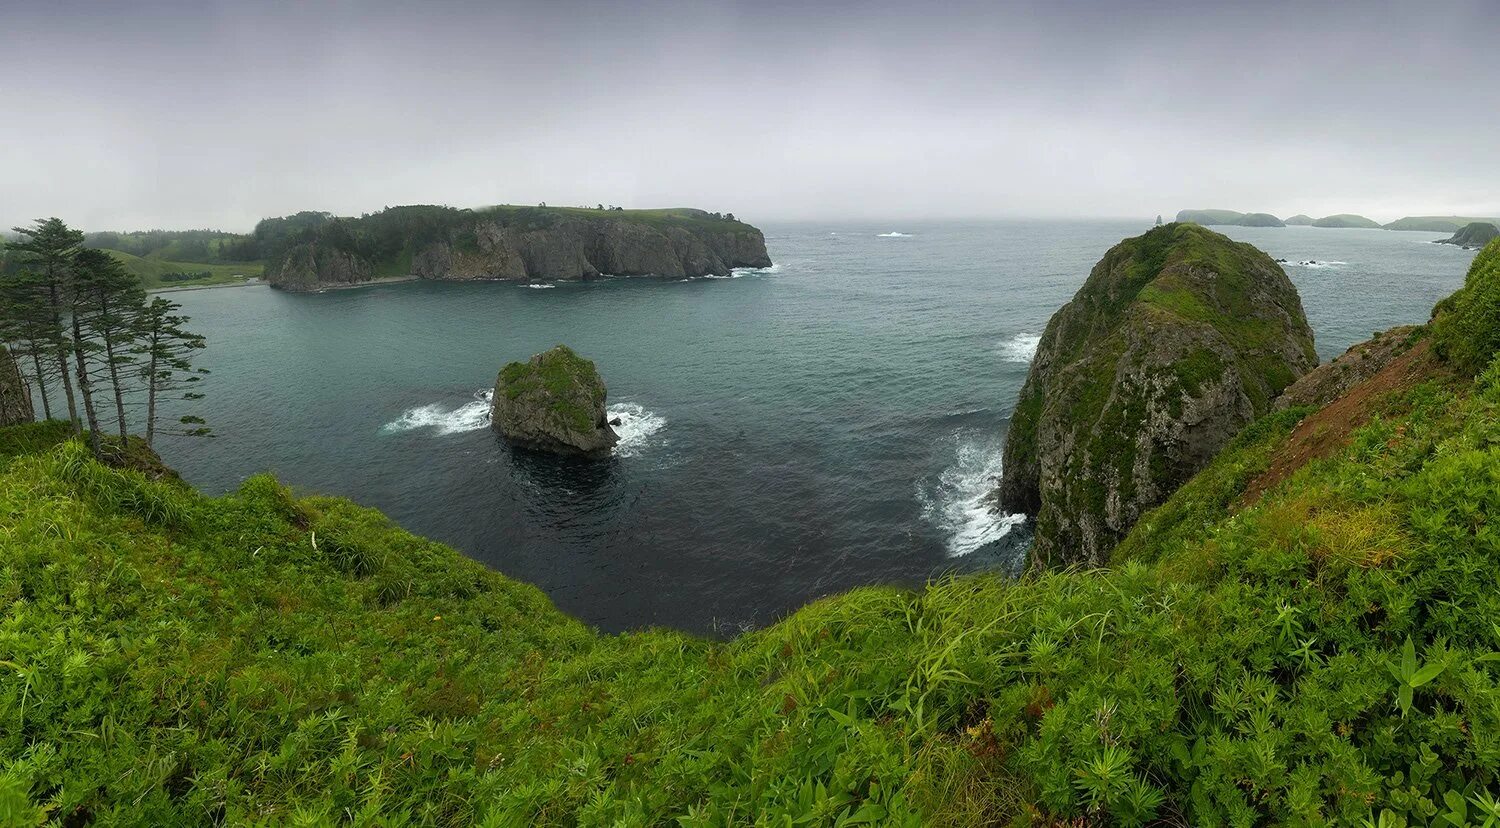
75,248,145,440
5,218,84,431
135,296,209,446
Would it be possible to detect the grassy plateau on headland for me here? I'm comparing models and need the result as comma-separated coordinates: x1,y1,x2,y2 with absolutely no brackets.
5,242,1500,825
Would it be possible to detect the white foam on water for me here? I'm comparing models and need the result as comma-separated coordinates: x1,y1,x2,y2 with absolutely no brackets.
876,231,910,237
526,283,556,289
918,434,1026,557
1289,260,1348,269
607,402,665,458
382,390,494,436
999,333,1041,363
727,262,784,278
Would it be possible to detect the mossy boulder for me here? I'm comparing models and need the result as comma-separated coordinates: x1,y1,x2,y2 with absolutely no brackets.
999,223,1316,567
491,345,617,456
1432,239,1500,374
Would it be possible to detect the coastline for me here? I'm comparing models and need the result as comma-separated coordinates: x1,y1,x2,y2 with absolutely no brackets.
147,275,424,295
148,279,266,295
309,275,422,292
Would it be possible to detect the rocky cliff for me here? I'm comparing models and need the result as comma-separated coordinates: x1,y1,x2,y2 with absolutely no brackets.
263,206,771,291
999,223,1316,567
491,345,617,456
1436,221,1499,250
0,345,33,426
1275,326,1422,410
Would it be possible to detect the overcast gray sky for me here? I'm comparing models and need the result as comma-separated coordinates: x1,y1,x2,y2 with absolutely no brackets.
3,0,1496,231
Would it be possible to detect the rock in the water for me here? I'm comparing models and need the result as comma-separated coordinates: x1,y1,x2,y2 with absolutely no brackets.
0,345,34,426
491,345,618,456
999,223,1316,567
1436,222,1499,250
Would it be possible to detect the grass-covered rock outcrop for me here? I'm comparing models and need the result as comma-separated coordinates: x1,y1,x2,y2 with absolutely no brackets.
491,345,617,456
1438,222,1500,250
999,223,1316,566
7,318,1500,823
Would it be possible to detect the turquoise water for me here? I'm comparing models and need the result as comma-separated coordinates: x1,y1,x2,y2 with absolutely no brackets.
157,221,1478,634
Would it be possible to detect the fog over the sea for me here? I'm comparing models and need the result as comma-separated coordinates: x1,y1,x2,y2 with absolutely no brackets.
3,0,1496,230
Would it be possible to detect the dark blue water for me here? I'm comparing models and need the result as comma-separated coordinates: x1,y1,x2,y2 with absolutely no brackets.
157,221,1478,634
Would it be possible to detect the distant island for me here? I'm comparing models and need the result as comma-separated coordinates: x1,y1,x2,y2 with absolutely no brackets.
1176,209,1500,232
1310,213,1383,229
262,205,772,291
26,204,769,291
1386,215,1500,232
1174,209,1284,227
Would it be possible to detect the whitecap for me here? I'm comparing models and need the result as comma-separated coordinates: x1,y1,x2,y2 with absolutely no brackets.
1289,260,1348,269
728,262,783,277
525,283,556,289
917,433,1026,557
382,390,493,436
607,402,665,458
999,333,1041,364
876,231,910,238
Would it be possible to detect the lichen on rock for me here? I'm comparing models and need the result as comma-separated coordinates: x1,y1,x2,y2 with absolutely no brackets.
491,345,618,457
998,223,1316,567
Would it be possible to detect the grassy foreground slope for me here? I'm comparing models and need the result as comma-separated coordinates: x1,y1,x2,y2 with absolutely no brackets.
6,247,1500,825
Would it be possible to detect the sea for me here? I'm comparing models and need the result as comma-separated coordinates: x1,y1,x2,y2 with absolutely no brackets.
154,220,1480,635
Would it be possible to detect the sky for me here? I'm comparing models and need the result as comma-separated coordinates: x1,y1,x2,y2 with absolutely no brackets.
2,0,1497,231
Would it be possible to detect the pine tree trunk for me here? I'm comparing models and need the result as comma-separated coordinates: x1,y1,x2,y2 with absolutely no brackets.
54,342,77,431
69,315,103,457
145,347,159,448
46,283,79,431
28,347,52,420
97,296,130,441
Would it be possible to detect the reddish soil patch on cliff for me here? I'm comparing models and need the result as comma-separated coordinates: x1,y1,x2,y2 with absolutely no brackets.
1239,340,1439,507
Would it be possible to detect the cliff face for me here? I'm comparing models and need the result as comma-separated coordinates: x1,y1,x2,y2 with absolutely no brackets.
271,242,373,290
1275,326,1422,410
0,346,33,426
264,206,771,291
999,224,1316,567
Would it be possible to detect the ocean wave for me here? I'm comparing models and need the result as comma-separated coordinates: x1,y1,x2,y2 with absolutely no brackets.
999,333,1041,363
525,283,556,289
876,231,910,238
381,389,493,436
726,262,784,278
917,433,1027,557
608,402,665,457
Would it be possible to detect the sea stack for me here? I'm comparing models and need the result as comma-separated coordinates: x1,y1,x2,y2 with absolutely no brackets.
998,223,1316,567
491,345,618,457
0,346,34,426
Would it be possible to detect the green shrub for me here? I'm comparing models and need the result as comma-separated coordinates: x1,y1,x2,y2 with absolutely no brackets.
1433,239,1500,373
